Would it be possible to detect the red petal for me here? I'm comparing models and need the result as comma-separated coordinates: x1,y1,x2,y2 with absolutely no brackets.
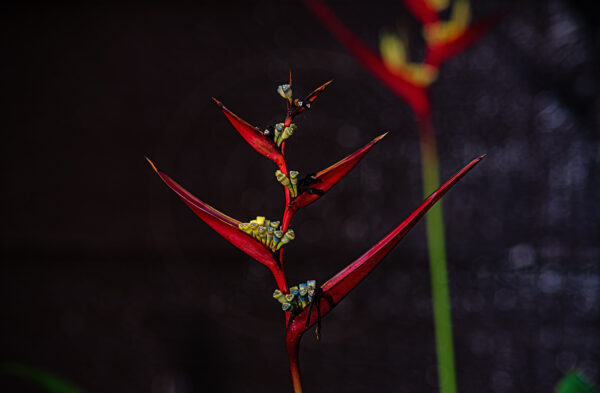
292,133,388,211
424,13,500,67
146,158,288,290
402,0,440,25
291,80,333,118
212,98,286,169
303,0,430,117
287,155,485,335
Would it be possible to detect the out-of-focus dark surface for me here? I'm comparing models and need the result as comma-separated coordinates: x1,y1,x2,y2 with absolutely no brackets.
1,1,598,392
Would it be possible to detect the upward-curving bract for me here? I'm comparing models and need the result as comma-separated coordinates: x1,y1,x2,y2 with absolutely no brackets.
284,155,485,391
212,98,287,170
290,80,333,118
146,157,287,292
292,132,388,212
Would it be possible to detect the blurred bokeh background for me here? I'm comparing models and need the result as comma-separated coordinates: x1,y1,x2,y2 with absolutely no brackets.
1,1,598,392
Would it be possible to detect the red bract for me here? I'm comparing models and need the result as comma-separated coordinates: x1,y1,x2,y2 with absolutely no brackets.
146,157,287,292
290,80,333,118
424,13,500,67
212,98,286,170
285,155,484,387
402,0,440,25
291,132,388,212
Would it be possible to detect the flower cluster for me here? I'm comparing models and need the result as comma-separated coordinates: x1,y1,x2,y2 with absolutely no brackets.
238,216,295,252
276,169,299,197
273,280,317,314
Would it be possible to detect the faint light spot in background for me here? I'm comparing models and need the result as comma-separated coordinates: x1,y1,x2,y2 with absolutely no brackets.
246,262,267,283
240,187,265,211
301,219,324,244
534,91,568,133
555,350,577,373
494,288,517,311
425,364,439,387
538,326,560,349
379,107,405,130
386,270,411,297
509,243,535,269
360,164,383,192
491,370,513,393
337,124,361,149
537,269,564,294
344,215,368,240
577,275,600,313
470,330,494,355
152,374,176,393
462,291,485,313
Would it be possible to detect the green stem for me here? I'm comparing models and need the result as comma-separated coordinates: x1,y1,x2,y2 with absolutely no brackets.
418,116,457,393
0,363,86,393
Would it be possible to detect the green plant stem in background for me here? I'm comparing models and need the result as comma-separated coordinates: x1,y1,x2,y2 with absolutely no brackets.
556,371,599,393
419,117,457,393
0,363,86,393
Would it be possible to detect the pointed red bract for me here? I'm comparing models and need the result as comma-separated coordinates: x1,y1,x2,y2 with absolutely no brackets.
304,0,430,117
287,155,484,337
292,133,388,212
424,13,500,67
402,0,440,25
212,98,286,169
290,80,333,118
146,158,287,291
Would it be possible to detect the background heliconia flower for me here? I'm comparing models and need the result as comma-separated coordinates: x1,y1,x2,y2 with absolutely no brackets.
303,2,500,393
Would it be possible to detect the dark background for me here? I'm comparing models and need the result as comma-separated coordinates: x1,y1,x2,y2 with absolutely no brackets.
1,1,598,392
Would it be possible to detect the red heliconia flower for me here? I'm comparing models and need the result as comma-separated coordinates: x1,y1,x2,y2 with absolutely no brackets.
291,132,388,212
285,155,485,389
146,157,288,292
150,72,485,393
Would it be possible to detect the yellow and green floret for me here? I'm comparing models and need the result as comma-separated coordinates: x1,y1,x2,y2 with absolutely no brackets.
276,170,300,198
273,280,317,314
238,216,295,252
273,122,297,147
